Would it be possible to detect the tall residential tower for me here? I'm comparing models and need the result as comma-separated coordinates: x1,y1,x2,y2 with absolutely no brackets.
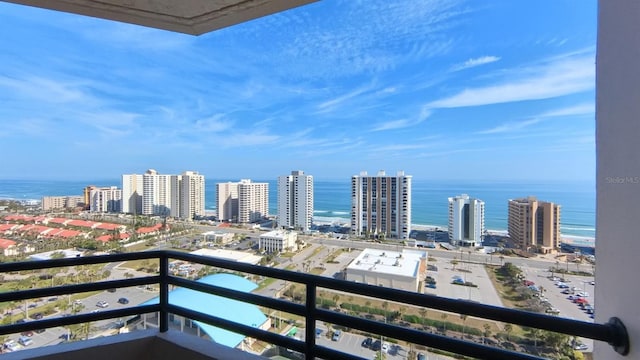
122,170,205,220
351,170,412,239
216,179,269,223
277,170,314,231
448,194,485,247
508,196,561,254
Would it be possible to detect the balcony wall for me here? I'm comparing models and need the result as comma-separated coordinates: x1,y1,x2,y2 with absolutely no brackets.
0,329,265,360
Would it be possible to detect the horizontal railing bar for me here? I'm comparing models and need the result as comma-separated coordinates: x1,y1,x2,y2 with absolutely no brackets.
0,251,164,272
165,251,617,344
316,308,543,360
168,304,306,353
0,251,629,357
0,304,160,336
169,275,307,317
169,303,367,360
313,277,615,343
0,276,160,303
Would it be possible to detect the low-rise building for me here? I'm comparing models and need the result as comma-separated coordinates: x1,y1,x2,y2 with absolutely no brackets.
0,238,18,256
258,230,297,253
345,248,427,292
202,231,234,245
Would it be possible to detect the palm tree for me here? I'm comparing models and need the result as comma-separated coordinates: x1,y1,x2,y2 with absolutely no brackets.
483,324,492,344
419,308,428,328
460,314,467,339
451,258,459,271
382,301,389,321
440,313,448,334
504,323,513,342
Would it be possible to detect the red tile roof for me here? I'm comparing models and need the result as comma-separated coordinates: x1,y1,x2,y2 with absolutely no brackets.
0,238,17,249
96,233,130,243
48,218,69,224
67,220,95,228
95,223,122,231
0,224,16,231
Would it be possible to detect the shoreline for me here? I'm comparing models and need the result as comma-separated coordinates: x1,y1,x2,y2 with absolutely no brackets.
313,217,596,242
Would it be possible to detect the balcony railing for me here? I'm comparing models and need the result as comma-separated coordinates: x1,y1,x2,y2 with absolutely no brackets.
0,250,629,359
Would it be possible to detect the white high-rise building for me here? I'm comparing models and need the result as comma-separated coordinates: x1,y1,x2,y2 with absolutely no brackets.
277,170,313,231
123,170,205,220
142,169,173,216
351,170,412,239
448,194,485,247
216,179,269,223
122,174,143,214
180,171,205,220
90,186,122,213
217,182,239,222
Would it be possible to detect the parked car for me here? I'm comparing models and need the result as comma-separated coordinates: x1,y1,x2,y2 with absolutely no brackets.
31,312,43,320
18,336,33,346
117,297,129,305
315,328,323,338
574,343,589,351
381,342,390,353
361,337,372,348
331,330,342,341
371,340,381,351
96,300,109,308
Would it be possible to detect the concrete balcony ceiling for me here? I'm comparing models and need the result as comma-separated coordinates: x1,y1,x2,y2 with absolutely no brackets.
2,0,317,35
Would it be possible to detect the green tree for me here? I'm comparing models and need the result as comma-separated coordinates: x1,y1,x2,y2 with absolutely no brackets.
483,324,492,344
440,313,448,333
460,314,468,338
419,308,428,328
504,323,513,342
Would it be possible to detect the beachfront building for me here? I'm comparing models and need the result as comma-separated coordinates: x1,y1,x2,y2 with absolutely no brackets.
345,248,427,292
217,179,268,223
277,170,314,232
258,230,297,253
448,194,485,247
41,195,84,211
142,169,175,217
350,170,412,240
123,170,205,220
508,196,561,254
122,174,143,214
89,186,122,213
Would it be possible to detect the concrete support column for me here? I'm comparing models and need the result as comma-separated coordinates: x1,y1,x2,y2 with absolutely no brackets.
595,1,640,358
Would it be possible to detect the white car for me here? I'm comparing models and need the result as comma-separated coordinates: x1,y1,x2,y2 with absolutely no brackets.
381,342,390,353
96,301,109,308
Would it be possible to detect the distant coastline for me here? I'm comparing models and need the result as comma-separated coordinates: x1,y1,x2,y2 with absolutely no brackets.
0,178,596,240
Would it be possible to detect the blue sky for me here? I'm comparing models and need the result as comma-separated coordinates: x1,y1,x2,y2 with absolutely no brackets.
0,0,596,182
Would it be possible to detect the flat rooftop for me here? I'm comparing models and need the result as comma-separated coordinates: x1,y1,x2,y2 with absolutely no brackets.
190,248,262,265
347,248,427,278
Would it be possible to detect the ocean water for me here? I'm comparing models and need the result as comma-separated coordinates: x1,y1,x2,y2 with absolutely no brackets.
0,179,595,238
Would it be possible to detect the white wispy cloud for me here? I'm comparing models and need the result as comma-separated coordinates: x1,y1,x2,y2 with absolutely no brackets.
370,106,431,132
194,115,234,132
540,103,594,117
317,85,372,113
429,53,594,108
451,56,501,71
477,118,540,135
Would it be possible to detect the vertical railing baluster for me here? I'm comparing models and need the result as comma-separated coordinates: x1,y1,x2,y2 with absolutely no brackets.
159,252,169,332
305,281,316,360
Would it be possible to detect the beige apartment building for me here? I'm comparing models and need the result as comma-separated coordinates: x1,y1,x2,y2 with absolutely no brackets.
216,179,269,223
507,196,561,254
351,170,412,239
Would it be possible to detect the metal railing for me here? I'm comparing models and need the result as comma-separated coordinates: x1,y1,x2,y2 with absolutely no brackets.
0,251,630,359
